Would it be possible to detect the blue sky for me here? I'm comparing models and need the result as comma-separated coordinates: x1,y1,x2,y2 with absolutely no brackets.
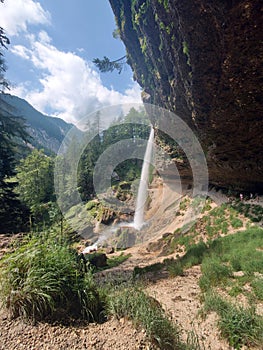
0,0,141,124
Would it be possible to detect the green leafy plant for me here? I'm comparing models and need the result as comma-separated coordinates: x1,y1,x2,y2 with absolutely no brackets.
158,0,169,11
106,253,131,269
93,55,126,74
133,262,163,278
230,217,243,229
182,41,191,66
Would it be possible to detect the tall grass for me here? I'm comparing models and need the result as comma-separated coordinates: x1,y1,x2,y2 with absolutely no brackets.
202,292,263,349
199,257,233,292
198,227,263,348
107,286,202,350
0,230,106,322
251,278,263,301
208,227,263,275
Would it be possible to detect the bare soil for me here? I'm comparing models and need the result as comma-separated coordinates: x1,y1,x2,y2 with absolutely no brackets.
0,309,150,350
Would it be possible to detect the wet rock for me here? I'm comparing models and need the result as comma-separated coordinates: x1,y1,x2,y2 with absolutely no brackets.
84,252,107,269
162,232,173,239
84,240,91,247
106,246,115,254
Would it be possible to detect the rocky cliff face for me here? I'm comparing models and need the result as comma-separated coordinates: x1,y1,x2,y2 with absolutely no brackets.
109,0,263,191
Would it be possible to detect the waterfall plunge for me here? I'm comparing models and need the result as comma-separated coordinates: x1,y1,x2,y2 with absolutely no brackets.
134,127,154,230
82,127,154,254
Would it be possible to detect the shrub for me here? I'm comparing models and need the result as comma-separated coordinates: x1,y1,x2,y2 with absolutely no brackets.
86,200,98,211
181,241,208,267
176,234,193,250
230,255,242,271
179,198,189,211
133,262,163,278
106,253,131,269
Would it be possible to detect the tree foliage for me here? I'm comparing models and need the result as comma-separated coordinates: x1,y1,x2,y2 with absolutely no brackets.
0,1,10,91
0,6,30,233
77,108,150,201
16,149,56,226
56,109,147,206
0,104,30,233
93,55,126,74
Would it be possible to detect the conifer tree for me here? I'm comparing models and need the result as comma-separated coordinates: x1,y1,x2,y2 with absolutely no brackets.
0,2,29,232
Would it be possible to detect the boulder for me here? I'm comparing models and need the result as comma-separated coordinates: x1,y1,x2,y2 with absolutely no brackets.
106,246,115,254
84,252,108,269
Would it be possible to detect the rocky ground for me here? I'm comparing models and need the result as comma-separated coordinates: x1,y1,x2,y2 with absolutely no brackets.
146,266,230,350
94,249,233,350
0,236,262,350
0,242,220,350
0,191,262,349
0,309,151,350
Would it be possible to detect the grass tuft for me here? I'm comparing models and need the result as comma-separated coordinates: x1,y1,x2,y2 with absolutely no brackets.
199,257,233,291
107,286,194,350
202,292,263,349
0,230,106,322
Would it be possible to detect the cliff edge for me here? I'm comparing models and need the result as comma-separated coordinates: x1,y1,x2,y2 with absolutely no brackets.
109,0,263,191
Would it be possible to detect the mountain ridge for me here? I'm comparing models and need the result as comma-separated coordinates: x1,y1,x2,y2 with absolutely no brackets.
0,93,77,154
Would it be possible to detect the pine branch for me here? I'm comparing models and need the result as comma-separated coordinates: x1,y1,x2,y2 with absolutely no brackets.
93,55,127,74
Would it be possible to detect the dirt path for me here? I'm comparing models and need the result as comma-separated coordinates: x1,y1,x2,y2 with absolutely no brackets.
94,247,232,350
145,266,231,350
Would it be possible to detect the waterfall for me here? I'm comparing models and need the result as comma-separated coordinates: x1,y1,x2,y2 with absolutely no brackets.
134,126,154,230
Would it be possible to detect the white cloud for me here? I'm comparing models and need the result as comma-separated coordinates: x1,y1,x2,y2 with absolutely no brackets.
0,0,50,36
38,30,51,44
11,45,31,60
11,32,142,124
